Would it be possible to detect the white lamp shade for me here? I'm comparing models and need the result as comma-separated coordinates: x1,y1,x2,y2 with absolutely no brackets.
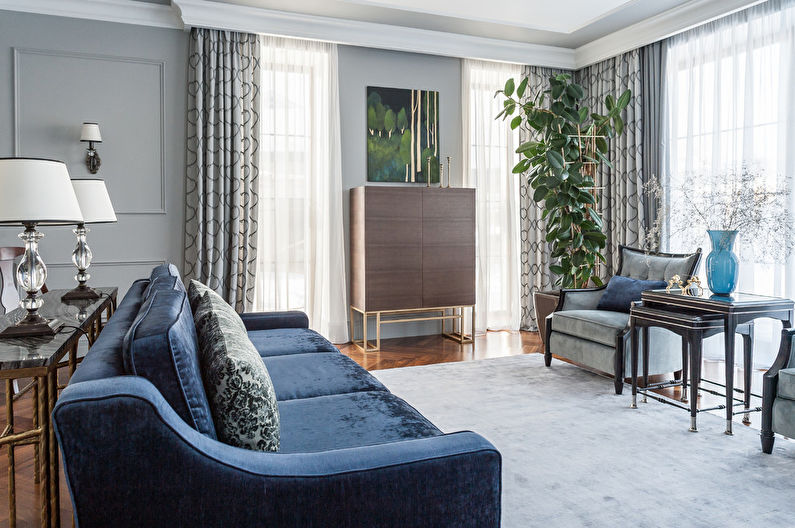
0,158,84,226
71,179,117,224
80,123,102,143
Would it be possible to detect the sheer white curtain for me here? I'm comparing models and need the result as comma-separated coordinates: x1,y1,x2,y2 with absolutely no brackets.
462,59,523,332
253,36,348,343
663,0,795,364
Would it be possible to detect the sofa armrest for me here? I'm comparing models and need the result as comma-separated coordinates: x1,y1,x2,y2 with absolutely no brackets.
54,377,501,528
239,310,309,331
762,328,795,443
556,286,607,312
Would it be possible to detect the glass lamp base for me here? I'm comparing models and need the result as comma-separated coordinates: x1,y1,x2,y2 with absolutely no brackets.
62,284,101,301
0,313,61,338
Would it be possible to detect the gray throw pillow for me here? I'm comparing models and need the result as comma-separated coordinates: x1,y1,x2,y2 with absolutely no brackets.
194,290,280,452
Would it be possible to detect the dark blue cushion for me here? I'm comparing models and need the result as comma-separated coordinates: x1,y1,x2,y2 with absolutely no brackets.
122,289,217,439
70,279,149,384
263,353,387,401
277,391,442,453
150,263,181,282
596,275,667,313
248,328,339,357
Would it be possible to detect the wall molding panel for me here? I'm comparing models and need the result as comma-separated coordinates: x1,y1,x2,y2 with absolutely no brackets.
13,47,167,215
0,0,183,29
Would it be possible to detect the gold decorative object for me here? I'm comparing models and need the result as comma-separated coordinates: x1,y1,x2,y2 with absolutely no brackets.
666,274,683,293
684,276,704,297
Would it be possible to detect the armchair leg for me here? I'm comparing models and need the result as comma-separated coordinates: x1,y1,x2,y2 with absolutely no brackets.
544,351,552,367
614,376,624,395
761,432,775,454
544,324,553,367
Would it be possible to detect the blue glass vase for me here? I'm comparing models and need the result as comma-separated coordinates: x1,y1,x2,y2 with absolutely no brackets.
705,229,739,295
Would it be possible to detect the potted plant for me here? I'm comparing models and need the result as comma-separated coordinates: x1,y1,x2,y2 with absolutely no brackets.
496,73,631,332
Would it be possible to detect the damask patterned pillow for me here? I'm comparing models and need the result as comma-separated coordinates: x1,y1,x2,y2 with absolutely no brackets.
194,291,280,451
188,279,246,334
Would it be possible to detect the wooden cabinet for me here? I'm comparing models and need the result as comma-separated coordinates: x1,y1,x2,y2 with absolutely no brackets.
350,186,475,312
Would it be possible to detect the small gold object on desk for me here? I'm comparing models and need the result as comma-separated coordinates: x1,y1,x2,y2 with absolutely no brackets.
683,276,704,297
665,274,683,294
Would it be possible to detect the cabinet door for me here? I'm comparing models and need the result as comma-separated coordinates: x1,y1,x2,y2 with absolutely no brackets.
364,187,423,311
421,188,475,307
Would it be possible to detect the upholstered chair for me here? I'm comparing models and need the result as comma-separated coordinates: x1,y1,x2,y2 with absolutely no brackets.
544,245,702,394
762,328,795,453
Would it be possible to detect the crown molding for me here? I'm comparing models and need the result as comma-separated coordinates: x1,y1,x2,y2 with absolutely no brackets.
172,0,575,68
574,0,765,68
0,0,183,30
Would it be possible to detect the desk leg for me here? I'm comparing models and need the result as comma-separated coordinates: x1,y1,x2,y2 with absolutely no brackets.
724,315,737,435
48,370,59,528
681,338,689,403
630,321,639,409
742,324,754,425
688,332,702,432
38,375,50,528
641,327,649,403
6,379,15,528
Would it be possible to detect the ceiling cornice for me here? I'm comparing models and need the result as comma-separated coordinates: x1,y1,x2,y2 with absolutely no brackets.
574,0,765,68
172,0,575,68
0,0,183,29
0,0,767,70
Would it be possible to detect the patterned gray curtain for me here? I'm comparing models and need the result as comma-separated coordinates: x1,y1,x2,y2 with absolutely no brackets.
184,28,260,312
519,66,571,330
575,50,645,277
640,41,665,250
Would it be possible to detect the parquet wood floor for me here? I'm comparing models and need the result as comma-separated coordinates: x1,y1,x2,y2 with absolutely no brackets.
0,329,769,526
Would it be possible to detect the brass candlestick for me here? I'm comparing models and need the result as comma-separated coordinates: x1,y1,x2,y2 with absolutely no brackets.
446,156,451,188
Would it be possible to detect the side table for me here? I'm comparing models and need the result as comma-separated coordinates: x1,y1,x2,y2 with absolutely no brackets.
629,289,793,435
0,287,117,528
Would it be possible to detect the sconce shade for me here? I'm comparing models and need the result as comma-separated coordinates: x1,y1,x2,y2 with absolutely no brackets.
0,158,84,226
71,179,117,224
80,122,102,143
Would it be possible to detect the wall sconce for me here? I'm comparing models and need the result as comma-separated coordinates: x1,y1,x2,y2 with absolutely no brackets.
80,122,102,174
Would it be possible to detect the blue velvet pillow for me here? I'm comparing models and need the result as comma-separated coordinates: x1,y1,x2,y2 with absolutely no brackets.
123,289,217,439
596,275,667,313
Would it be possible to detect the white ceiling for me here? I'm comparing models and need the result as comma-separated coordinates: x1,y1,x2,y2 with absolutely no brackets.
204,0,695,48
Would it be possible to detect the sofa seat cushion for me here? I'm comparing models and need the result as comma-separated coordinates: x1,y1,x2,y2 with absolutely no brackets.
123,290,217,439
248,328,339,357
194,289,281,452
551,309,628,348
277,391,441,453
263,353,387,401
777,368,795,401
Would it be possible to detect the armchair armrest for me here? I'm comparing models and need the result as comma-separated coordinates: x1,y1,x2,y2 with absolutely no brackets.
54,377,501,527
762,328,795,450
239,310,309,331
556,286,607,312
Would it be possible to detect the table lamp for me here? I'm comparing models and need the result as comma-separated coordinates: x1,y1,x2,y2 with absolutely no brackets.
62,179,117,300
0,158,84,337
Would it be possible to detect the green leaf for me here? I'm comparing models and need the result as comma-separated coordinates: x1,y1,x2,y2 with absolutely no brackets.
566,84,585,100
504,78,515,97
591,276,604,287
549,265,565,275
510,115,523,130
516,141,535,154
578,107,588,123
616,89,631,109
546,150,565,170
551,83,565,99
516,77,528,98
533,186,548,202
605,94,615,111
613,116,624,137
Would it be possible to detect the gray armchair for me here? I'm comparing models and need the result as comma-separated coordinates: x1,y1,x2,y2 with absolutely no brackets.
544,245,702,394
762,328,795,453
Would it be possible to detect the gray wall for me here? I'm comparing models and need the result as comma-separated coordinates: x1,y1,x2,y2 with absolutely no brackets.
338,45,463,338
0,10,187,296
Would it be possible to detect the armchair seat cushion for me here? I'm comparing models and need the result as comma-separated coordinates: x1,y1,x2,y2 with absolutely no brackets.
777,368,795,401
551,309,628,348
277,391,442,453
263,352,387,401
248,328,339,357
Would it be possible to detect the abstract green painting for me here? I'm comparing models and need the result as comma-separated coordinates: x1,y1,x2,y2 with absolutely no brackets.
367,86,440,183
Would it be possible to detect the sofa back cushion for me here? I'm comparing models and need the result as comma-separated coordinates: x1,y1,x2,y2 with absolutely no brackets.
144,275,185,299
194,289,280,452
596,276,667,313
617,246,700,281
123,289,217,439
150,263,181,282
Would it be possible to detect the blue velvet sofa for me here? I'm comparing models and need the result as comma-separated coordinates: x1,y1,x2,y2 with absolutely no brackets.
53,265,501,527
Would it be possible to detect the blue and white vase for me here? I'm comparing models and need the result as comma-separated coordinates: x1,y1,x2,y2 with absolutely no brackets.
705,229,739,295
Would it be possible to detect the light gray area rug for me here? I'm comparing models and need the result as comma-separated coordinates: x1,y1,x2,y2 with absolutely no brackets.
372,354,795,528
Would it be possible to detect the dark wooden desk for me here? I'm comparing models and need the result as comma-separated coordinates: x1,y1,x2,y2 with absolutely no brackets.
629,289,793,435
0,287,117,528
